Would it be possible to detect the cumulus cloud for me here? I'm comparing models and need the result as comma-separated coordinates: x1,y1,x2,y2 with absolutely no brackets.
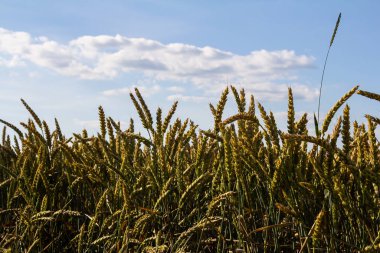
0,27,317,100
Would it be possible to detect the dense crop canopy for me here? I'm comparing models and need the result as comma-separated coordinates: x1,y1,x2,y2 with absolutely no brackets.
0,86,379,252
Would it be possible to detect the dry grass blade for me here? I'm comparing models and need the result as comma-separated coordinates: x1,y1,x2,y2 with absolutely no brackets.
275,203,297,217
250,222,293,233
26,239,40,253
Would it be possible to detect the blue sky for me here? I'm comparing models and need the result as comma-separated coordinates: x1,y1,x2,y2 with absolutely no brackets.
0,1,379,135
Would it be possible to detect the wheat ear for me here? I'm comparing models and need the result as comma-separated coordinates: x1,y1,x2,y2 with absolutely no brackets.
321,85,358,135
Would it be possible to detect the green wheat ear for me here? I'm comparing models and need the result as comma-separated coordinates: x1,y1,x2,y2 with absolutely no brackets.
330,13,341,47
317,12,342,125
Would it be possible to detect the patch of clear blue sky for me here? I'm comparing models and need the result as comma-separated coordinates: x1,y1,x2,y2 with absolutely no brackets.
0,1,379,134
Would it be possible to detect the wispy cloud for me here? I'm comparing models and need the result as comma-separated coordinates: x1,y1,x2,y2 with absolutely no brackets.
102,84,161,97
167,86,185,93
76,120,100,129
245,83,318,101
273,111,310,121
0,27,317,101
76,119,129,130
167,94,208,102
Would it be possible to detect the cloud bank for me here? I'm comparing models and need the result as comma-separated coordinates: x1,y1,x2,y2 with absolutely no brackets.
0,27,317,101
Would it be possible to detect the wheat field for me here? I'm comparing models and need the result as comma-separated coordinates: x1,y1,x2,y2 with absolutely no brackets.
0,85,379,252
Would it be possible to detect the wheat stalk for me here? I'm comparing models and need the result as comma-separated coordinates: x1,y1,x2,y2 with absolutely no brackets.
317,13,342,124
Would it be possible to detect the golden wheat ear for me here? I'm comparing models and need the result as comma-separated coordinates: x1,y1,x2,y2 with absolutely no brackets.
42,120,51,148
54,118,63,141
162,101,178,135
130,89,154,134
287,87,295,134
0,119,23,138
365,114,380,125
134,87,154,132
321,85,358,135
212,87,229,132
20,98,42,129
230,86,245,113
155,107,162,138
342,105,351,158
357,89,380,102
98,105,106,139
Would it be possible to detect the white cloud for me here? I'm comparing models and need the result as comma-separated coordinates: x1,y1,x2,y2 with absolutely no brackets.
273,111,310,121
0,55,24,67
0,27,317,101
102,84,161,97
76,119,129,130
76,120,99,129
167,94,208,102
243,83,319,101
167,86,185,93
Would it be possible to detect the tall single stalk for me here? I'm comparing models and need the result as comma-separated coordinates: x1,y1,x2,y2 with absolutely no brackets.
317,13,342,125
